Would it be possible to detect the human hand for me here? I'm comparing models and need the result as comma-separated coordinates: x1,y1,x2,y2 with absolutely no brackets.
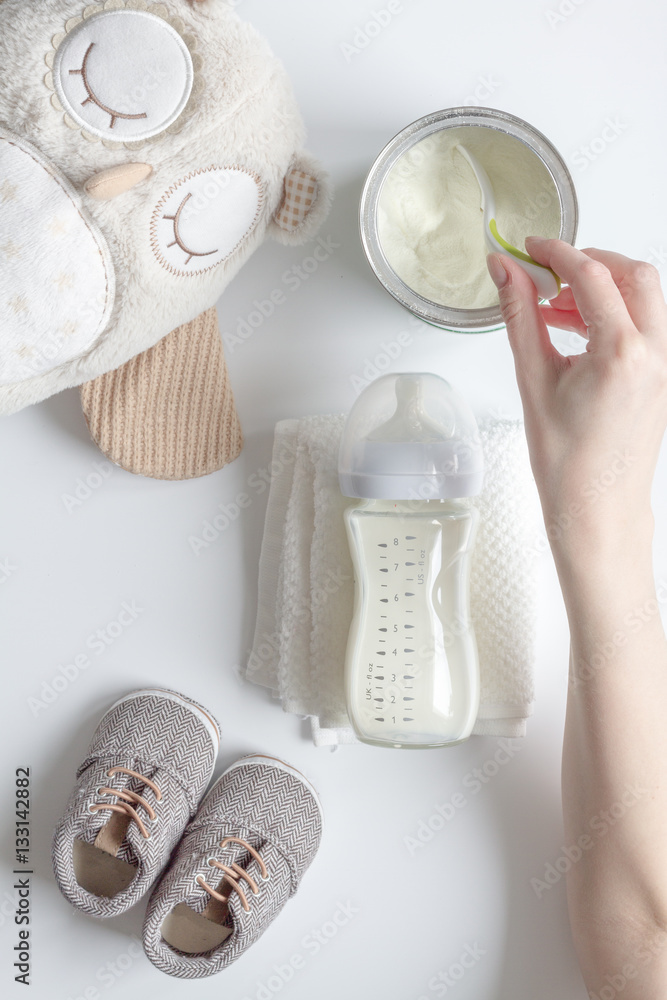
487,240,667,562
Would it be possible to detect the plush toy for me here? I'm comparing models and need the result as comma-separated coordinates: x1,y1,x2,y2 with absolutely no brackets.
0,0,331,479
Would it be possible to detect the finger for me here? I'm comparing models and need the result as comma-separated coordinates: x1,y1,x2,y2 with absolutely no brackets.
579,247,667,336
548,285,578,312
539,305,589,337
487,253,561,397
524,238,634,352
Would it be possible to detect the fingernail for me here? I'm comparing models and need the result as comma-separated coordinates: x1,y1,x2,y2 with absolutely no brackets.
487,253,509,289
525,235,547,246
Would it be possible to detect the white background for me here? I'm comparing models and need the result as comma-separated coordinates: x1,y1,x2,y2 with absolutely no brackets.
3,1,667,998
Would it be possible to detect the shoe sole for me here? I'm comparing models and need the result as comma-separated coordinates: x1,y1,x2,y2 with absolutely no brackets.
107,688,220,760
204,753,324,827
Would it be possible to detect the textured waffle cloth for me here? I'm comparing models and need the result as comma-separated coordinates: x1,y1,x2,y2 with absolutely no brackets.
245,414,541,747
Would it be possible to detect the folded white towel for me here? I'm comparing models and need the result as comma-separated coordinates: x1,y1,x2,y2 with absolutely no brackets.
246,414,541,746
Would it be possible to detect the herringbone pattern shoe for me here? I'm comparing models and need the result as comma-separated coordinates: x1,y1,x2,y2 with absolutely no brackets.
52,688,220,918
143,755,323,978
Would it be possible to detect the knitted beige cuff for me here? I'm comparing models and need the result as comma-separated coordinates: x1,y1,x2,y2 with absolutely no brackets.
80,307,243,480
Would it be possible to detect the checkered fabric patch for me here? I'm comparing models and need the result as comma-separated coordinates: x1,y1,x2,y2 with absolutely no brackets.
275,168,318,232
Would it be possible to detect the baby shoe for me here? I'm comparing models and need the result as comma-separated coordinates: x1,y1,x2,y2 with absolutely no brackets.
52,688,220,918
142,754,323,978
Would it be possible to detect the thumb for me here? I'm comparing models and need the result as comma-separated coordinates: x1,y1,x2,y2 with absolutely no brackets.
487,253,560,396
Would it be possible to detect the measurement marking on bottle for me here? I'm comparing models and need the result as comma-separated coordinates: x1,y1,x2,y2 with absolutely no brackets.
378,543,387,548
380,598,388,603
376,676,384,680
404,674,414,679
379,628,387,632
380,568,388,573
403,697,414,702
406,561,415,566
406,536,416,540
374,697,383,703
404,648,414,653
405,624,414,629
375,718,385,722
376,651,386,656
405,592,414,597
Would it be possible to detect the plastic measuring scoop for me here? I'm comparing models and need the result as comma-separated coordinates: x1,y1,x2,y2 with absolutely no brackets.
456,144,561,301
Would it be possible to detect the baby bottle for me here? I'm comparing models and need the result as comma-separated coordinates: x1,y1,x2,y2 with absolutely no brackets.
338,373,484,749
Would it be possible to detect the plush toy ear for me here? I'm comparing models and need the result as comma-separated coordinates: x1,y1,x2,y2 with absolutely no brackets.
269,153,333,246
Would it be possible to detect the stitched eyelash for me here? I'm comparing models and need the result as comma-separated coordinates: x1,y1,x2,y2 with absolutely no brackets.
69,42,148,130
163,193,218,266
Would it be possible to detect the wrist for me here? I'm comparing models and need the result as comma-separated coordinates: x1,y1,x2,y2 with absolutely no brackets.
542,495,654,561
549,509,656,615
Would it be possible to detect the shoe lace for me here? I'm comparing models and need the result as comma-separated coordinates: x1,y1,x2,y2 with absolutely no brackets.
197,836,269,912
89,766,162,839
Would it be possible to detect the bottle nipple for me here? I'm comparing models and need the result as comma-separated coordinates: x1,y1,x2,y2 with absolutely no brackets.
367,374,453,443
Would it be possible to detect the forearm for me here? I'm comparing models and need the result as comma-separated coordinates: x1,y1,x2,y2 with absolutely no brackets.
490,238,667,992
556,525,667,992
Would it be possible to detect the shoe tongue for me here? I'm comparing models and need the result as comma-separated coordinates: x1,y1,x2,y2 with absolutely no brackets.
87,768,157,868
201,838,257,929
201,838,290,930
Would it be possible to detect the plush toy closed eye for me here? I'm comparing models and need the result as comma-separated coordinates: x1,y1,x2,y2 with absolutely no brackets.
0,0,331,479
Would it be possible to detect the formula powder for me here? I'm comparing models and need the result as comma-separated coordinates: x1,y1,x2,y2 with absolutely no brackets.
377,126,561,309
